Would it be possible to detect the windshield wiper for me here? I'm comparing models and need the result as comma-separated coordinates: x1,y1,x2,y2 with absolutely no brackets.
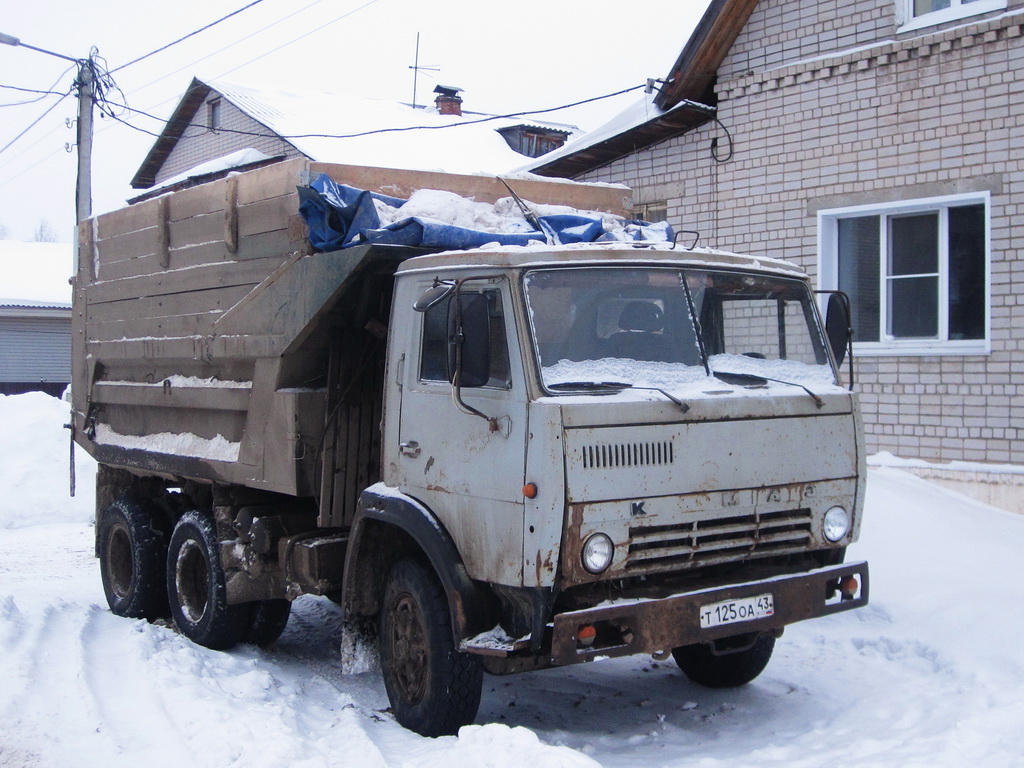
547,381,633,392
713,370,824,408
713,371,767,387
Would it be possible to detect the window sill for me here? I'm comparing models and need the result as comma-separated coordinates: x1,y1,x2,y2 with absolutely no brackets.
852,340,990,357
897,0,1007,33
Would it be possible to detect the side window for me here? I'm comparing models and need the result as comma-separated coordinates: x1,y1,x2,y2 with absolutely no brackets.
418,289,512,389
899,0,1005,31
819,194,988,355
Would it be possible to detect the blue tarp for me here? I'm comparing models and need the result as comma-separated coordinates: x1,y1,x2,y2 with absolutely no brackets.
297,174,673,252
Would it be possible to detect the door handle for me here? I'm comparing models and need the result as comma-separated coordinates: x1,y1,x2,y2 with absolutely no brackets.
399,440,421,458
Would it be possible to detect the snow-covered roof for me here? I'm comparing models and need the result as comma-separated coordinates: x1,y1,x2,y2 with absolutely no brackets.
134,78,583,188
523,92,713,178
0,241,74,306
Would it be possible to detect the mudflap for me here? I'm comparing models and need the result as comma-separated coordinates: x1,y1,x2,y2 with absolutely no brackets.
340,615,380,674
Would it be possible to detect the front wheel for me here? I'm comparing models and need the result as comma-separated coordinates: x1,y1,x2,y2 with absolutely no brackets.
379,558,483,737
166,511,249,650
672,633,775,688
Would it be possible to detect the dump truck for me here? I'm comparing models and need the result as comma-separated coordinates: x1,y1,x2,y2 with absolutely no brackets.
71,158,869,737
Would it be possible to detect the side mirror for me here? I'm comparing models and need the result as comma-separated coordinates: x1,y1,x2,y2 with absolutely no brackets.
447,293,491,388
825,292,852,367
414,282,455,312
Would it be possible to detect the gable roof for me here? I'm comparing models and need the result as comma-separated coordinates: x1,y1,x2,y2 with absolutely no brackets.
131,78,581,189
528,0,758,178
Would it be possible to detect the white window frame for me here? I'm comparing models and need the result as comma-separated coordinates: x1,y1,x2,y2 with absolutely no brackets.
898,0,1007,33
818,192,991,357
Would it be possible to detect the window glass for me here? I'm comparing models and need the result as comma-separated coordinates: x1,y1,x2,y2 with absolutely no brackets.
838,216,881,343
948,204,985,340
419,290,511,388
828,197,987,350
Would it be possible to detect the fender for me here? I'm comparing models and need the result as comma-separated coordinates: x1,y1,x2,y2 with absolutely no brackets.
341,482,494,644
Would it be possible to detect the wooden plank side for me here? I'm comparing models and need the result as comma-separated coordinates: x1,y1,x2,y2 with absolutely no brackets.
307,161,632,216
95,253,164,282
87,310,229,342
169,210,224,252
86,254,293,305
86,336,206,362
92,381,251,412
86,283,252,324
94,197,164,240
237,192,299,238
237,227,310,261
167,179,227,222
235,158,307,206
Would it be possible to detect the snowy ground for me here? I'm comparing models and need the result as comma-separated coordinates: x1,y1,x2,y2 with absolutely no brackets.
2,392,1023,768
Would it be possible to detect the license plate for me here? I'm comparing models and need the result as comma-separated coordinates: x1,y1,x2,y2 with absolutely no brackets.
700,593,774,629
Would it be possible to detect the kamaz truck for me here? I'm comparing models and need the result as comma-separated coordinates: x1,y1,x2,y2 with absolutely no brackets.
71,159,868,736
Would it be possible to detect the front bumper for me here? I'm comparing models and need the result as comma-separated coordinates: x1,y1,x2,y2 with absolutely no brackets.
548,560,868,666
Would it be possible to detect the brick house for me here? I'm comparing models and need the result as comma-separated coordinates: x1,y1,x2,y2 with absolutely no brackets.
531,0,1024,508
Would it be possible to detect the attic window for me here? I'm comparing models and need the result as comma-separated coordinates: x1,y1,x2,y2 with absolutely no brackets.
207,98,222,132
899,0,1006,31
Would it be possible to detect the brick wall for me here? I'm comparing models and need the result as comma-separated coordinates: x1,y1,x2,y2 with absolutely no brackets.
156,98,302,184
580,3,1024,465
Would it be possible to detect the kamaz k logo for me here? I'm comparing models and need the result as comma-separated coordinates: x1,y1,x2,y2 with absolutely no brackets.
630,501,647,516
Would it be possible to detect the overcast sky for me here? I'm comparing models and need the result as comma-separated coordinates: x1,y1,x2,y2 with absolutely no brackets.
0,0,709,244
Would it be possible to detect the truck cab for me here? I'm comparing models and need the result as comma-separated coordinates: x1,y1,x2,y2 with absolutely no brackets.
350,243,867,733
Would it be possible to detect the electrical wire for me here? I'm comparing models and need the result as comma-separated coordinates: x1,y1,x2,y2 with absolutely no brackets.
214,0,383,80
0,65,76,108
109,0,268,74
110,83,647,143
0,92,71,157
125,0,329,104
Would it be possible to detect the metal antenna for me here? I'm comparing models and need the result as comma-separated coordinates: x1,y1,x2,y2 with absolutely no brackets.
409,32,439,110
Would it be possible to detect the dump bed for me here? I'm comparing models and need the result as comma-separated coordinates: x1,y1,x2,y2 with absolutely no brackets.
71,158,630,516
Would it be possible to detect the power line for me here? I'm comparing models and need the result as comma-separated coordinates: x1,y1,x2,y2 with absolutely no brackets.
215,0,383,79
111,83,645,143
0,92,71,157
109,0,268,74
125,0,329,104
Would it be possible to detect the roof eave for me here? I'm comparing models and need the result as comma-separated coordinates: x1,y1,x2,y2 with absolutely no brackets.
655,0,759,110
529,105,712,178
129,78,212,189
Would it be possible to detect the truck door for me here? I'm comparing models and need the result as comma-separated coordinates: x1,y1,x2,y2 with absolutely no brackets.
396,278,528,586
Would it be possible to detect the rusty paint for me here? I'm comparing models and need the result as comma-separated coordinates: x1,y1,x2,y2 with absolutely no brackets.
548,561,869,667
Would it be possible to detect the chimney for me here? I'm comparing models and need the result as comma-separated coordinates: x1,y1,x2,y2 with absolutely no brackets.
433,84,463,116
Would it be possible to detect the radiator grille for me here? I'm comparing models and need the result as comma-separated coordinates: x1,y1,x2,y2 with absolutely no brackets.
626,508,813,572
580,440,674,470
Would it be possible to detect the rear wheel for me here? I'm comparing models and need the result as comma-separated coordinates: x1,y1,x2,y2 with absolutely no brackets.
379,558,483,737
244,599,292,646
98,498,168,620
166,511,249,650
672,633,775,688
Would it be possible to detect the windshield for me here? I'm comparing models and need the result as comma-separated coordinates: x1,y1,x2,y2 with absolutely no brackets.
523,267,836,394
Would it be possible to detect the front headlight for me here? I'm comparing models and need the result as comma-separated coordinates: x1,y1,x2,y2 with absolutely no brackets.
582,533,614,574
823,506,851,542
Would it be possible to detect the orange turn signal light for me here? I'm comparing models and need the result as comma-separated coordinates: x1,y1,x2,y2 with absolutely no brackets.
577,624,597,647
840,575,859,599
523,482,538,499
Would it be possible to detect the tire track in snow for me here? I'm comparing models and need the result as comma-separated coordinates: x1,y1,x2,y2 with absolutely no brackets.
79,610,195,767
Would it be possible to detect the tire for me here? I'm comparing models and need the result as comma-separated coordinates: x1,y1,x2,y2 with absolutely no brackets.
166,511,249,650
379,558,483,737
98,498,169,620
244,599,292,647
672,633,776,688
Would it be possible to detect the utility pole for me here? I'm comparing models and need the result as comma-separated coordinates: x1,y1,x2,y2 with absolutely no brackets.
0,32,95,223
74,52,96,222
